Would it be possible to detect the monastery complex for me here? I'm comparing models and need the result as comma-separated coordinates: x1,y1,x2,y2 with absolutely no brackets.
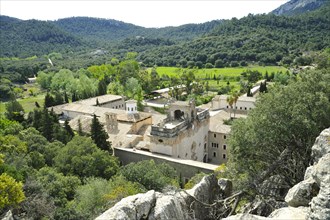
52,92,256,181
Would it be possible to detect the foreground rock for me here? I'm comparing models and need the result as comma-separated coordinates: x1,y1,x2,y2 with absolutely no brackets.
97,128,330,220
96,175,222,220
227,127,330,220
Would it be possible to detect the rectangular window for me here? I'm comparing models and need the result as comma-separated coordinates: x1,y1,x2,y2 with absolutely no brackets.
223,145,226,150
223,154,226,159
214,134,216,138
224,135,227,139
213,152,217,157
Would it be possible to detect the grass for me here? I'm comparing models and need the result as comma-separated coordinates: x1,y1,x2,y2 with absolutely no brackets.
150,66,287,92
0,83,45,114
154,66,287,79
0,94,45,114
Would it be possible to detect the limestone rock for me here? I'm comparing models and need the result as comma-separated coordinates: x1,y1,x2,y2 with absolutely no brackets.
186,174,221,219
269,206,309,219
218,178,233,197
1,210,13,220
222,213,269,220
96,175,221,220
95,190,156,220
307,153,330,220
148,193,188,220
285,178,319,207
311,128,330,163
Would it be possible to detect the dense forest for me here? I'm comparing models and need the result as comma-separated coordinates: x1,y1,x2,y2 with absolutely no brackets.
1,3,329,67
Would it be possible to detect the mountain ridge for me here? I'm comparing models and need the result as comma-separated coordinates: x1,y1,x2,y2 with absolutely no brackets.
272,0,328,16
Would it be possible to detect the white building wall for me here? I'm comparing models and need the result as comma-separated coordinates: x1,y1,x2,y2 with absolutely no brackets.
100,99,125,110
208,132,229,165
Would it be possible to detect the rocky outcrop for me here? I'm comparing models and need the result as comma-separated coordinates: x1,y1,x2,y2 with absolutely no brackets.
268,206,309,219
97,128,330,220
285,178,319,207
271,0,326,16
226,127,330,220
1,211,13,220
96,175,223,220
286,128,330,220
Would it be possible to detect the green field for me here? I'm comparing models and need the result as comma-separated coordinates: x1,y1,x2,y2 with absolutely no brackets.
154,66,287,78
152,66,287,92
0,94,45,114
0,83,45,114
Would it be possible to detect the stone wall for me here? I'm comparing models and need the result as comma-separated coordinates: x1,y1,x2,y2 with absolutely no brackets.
114,147,217,183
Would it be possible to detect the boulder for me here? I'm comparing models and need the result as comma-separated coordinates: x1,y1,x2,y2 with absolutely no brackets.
96,175,220,220
285,178,319,207
307,153,330,220
148,193,188,220
218,178,233,197
311,128,330,163
222,213,269,220
1,210,13,220
269,206,309,219
95,190,156,220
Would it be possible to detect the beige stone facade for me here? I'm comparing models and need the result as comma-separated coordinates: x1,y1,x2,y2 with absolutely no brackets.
54,95,235,171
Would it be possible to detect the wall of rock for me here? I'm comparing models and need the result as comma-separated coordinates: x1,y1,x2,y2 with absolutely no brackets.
96,174,223,220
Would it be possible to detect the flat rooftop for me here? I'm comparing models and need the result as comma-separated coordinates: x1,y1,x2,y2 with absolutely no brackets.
77,94,123,106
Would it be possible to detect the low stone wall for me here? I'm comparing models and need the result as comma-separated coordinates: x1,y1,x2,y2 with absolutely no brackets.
114,147,217,183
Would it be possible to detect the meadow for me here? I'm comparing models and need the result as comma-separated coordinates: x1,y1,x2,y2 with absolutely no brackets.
153,66,287,91
154,66,287,78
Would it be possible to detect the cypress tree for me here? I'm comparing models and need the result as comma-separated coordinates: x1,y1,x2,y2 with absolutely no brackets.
35,101,40,108
90,114,111,153
42,108,53,141
44,92,55,107
64,119,74,138
78,119,84,136
64,92,69,103
98,79,107,96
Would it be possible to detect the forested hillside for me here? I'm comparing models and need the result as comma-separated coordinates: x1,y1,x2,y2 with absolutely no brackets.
1,4,329,67
0,16,83,57
138,4,330,67
54,17,222,43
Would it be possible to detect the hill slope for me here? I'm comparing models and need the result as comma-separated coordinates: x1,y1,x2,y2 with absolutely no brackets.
137,4,330,67
272,0,327,16
0,16,83,57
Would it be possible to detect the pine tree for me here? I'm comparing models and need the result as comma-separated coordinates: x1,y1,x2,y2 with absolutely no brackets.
91,114,111,153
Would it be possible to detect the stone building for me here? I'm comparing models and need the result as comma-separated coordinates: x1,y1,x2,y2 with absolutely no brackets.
211,94,256,114
208,111,231,164
149,100,210,163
